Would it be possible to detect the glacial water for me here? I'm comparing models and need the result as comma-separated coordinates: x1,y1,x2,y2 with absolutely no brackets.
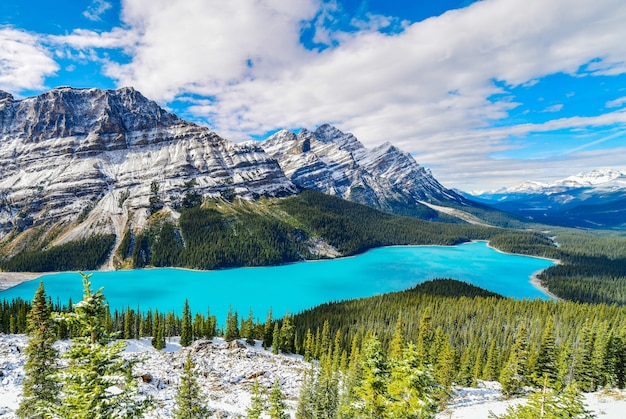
0,242,554,325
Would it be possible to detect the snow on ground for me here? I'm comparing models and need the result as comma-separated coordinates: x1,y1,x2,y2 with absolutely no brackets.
436,380,626,419
2,333,626,418
0,334,309,418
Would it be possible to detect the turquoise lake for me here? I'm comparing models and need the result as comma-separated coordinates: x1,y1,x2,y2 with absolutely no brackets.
0,241,555,324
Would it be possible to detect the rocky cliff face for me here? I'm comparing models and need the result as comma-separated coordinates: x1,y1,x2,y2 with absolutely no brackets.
0,87,296,249
260,124,466,217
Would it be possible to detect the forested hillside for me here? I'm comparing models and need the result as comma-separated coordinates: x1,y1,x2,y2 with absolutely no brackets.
289,279,626,395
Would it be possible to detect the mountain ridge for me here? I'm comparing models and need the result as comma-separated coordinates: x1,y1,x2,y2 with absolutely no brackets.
468,169,626,229
259,124,468,220
0,87,296,255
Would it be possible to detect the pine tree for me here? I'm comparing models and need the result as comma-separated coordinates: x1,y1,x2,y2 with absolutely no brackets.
574,324,597,391
296,368,315,419
225,306,239,342
152,308,165,350
173,353,211,418
242,307,256,345
247,379,266,419
490,381,595,419
416,312,434,366
387,342,437,419
313,356,339,419
483,340,500,381
303,328,314,362
272,322,281,354
17,282,60,419
124,307,133,340
531,316,558,387
180,299,193,347
500,326,529,397
263,307,273,349
53,272,153,418
338,334,363,419
388,313,405,363
268,378,289,419
353,335,388,418
280,312,295,353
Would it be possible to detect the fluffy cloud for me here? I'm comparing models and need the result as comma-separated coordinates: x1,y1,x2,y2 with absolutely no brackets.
106,0,320,101
4,0,626,189
84,0,113,21
0,28,59,93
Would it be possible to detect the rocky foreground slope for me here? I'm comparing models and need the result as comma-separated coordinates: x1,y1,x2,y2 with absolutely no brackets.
1,334,623,418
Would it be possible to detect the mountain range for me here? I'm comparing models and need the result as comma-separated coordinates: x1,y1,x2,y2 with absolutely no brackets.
468,169,626,229
0,87,469,261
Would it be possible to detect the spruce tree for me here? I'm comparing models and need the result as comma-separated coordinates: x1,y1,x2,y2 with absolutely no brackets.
224,306,239,342
531,316,558,388
388,314,405,363
53,272,153,418
247,379,266,419
263,307,273,349
387,342,437,419
152,308,165,350
490,381,595,419
17,282,60,419
296,368,315,419
500,326,529,397
353,336,388,419
173,353,211,418
483,340,500,381
279,312,295,353
268,378,289,419
272,322,281,354
180,299,193,347
313,356,339,419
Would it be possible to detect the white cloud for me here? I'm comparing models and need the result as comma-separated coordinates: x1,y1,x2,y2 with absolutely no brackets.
0,27,59,93
105,0,320,101
98,0,626,190
84,0,113,21
50,28,138,50
543,104,564,113
606,96,626,108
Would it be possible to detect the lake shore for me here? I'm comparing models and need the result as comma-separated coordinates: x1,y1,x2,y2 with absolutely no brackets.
484,240,561,300
0,272,46,291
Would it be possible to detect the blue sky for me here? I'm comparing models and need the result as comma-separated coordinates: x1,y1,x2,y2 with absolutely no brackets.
1,0,625,191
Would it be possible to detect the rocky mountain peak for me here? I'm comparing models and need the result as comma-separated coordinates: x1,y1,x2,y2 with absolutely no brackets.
0,91,13,101
260,124,466,218
313,124,363,153
0,87,296,251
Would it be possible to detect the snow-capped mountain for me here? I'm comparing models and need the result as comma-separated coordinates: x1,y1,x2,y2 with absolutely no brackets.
0,87,296,247
496,169,626,194
468,169,626,229
260,124,467,218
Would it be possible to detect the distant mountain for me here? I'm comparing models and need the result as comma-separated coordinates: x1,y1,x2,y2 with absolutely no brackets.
0,87,296,254
260,124,468,220
468,169,626,229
